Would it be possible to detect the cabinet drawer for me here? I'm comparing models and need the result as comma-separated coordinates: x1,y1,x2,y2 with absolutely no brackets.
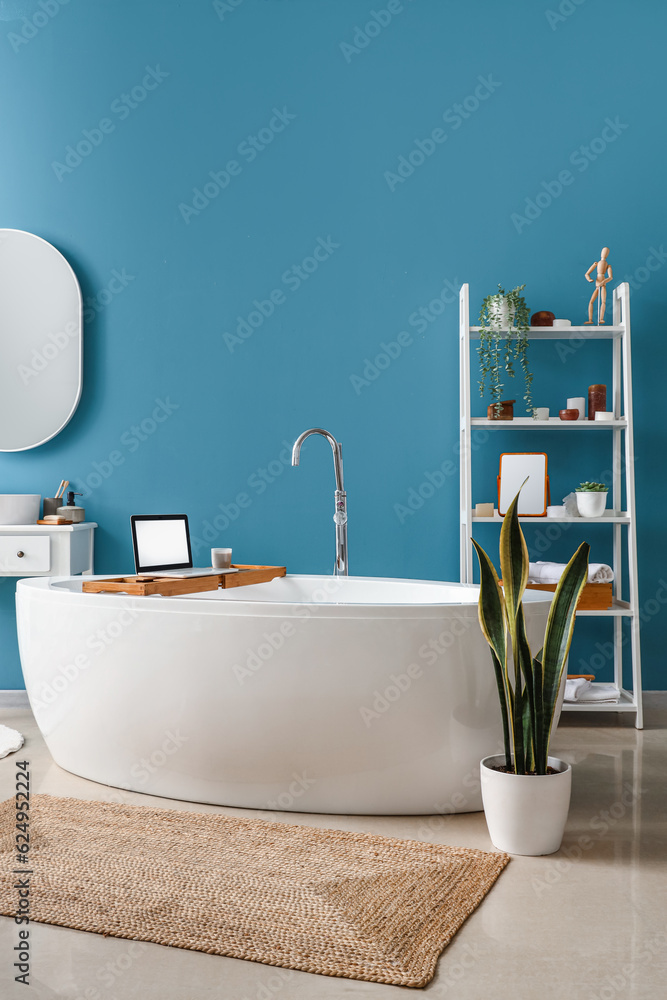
0,535,50,573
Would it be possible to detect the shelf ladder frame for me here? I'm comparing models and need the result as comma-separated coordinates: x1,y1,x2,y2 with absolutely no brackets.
459,282,643,728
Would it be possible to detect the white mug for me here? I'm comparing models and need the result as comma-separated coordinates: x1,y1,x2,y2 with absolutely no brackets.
567,396,586,420
534,407,549,420
211,547,232,569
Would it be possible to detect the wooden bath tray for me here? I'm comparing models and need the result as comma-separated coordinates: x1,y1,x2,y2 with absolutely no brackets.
219,564,286,589
82,565,286,597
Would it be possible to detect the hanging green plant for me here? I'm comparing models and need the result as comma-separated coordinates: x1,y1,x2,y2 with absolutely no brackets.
478,284,533,416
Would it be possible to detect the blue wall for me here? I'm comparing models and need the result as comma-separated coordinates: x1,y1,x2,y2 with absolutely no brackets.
0,0,665,689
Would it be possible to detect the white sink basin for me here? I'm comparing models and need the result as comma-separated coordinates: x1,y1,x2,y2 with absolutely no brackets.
0,494,41,524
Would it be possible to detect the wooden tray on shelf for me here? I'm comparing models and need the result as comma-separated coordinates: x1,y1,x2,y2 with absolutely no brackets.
525,582,613,611
82,565,286,597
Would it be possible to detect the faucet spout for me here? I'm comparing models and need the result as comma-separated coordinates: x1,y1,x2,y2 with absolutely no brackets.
291,427,348,576
292,428,344,491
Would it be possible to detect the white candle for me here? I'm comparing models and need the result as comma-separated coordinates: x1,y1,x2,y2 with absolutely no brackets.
567,396,586,420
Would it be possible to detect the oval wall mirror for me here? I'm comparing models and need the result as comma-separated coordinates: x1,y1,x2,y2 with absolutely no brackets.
0,229,83,452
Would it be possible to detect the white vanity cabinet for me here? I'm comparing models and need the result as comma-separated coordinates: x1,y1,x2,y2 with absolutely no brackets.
0,522,96,577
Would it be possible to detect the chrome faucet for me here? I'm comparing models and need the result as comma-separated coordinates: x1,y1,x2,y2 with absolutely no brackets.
291,428,348,576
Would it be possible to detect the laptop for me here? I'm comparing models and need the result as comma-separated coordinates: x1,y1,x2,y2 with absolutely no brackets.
130,514,238,578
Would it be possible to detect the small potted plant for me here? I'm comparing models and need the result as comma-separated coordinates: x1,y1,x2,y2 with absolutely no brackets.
575,481,608,518
472,486,589,855
478,284,533,416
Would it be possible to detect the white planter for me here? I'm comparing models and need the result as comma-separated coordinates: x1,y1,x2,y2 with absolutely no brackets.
480,754,572,856
576,491,608,518
488,298,514,328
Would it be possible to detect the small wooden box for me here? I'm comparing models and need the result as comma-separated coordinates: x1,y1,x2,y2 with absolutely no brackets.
526,582,613,610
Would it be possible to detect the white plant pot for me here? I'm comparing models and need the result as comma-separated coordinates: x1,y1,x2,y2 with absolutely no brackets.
488,298,514,328
575,491,608,518
480,754,572,856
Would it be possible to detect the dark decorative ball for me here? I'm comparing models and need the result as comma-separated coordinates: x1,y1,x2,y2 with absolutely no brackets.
531,311,555,326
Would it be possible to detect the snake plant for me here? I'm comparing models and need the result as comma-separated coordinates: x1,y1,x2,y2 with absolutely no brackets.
472,487,590,775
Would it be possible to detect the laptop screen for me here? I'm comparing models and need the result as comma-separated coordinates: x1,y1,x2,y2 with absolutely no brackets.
131,515,193,573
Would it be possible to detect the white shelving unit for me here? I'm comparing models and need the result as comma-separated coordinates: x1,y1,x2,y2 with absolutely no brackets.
459,282,643,728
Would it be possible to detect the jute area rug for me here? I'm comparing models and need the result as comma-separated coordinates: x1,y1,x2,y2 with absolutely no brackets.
0,794,509,988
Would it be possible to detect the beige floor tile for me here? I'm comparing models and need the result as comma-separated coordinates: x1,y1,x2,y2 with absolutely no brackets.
1,698,665,999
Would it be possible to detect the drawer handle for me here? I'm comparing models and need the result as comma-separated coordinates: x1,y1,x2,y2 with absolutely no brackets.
16,551,24,558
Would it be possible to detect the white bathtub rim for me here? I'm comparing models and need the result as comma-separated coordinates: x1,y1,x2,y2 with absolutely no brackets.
16,573,554,621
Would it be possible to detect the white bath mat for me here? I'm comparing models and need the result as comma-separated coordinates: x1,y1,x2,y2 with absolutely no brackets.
0,724,24,758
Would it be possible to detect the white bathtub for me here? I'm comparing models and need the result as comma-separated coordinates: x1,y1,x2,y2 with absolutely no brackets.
16,574,552,815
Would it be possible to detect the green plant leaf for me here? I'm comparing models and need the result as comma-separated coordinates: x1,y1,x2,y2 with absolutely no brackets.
532,652,545,771
537,541,590,771
512,682,526,774
499,486,529,633
516,603,536,766
472,537,512,766
490,648,512,771
521,684,535,773
472,539,506,662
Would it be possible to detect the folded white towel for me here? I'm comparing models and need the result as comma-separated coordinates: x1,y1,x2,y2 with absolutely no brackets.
577,682,619,703
564,679,619,704
528,561,614,585
565,678,590,702
588,563,614,584
0,724,24,759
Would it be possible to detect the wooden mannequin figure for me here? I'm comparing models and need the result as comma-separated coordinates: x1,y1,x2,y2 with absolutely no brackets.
584,247,613,324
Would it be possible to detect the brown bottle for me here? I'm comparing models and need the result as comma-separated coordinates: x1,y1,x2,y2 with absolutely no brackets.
588,384,606,421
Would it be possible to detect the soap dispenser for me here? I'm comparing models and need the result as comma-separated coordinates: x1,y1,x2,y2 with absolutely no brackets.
57,491,86,523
